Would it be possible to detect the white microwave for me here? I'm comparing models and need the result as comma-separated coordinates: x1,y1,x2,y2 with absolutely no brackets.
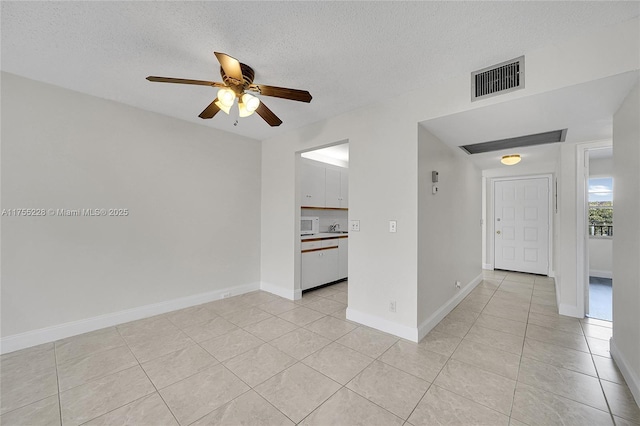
301,216,319,235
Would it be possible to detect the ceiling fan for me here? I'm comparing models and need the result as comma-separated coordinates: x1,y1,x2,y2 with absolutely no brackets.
146,52,312,127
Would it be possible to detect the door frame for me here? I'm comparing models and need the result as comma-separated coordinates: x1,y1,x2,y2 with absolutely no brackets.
488,174,554,276
576,140,613,319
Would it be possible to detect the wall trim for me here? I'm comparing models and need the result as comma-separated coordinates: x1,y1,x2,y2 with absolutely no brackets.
0,281,260,355
417,273,483,341
558,303,582,318
610,338,640,408
589,269,613,279
482,263,493,270
260,281,301,300
346,307,419,342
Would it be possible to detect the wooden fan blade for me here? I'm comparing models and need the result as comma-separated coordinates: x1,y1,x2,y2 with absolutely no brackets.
214,52,243,83
198,99,221,119
146,76,225,87
255,102,282,127
250,84,312,103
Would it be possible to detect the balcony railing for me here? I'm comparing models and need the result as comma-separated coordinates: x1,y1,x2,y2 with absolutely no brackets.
589,224,613,237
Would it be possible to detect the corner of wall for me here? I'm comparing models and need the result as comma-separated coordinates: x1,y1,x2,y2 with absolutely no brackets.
260,281,300,300
610,338,640,408
346,307,419,342
417,273,483,341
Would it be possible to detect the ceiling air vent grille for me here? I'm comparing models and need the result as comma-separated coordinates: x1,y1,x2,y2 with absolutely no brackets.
459,129,568,155
472,56,524,101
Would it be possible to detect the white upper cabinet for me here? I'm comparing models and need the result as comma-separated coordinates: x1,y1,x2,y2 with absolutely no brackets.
300,160,326,207
340,169,348,207
301,159,348,209
325,168,341,208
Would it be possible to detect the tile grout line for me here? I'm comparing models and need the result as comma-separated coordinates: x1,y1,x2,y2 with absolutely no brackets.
401,274,506,421
514,278,618,421
181,296,339,425
510,277,534,422
53,344,63,426
115,325,181,426
57,326,169,425
463,272,526,421
580,319,618,425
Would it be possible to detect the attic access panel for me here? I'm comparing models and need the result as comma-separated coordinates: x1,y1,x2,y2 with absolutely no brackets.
459,129,568,155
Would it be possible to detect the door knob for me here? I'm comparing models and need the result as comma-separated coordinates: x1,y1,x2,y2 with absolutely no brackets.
496,230,501,234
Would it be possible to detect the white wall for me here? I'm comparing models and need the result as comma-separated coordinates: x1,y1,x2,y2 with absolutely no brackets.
417,126,481,333
261,17,639,340
589,239,613,278
611,82,640,405
1,73,262,343
589,156,614,177
261,102,420,335
556,141,583,316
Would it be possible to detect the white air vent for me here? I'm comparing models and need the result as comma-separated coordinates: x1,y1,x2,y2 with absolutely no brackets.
472,56,524,101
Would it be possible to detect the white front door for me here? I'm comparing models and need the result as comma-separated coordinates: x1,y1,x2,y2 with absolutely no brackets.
494,177,550,275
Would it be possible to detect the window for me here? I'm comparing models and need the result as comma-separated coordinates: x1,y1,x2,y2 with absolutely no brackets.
588,177,613,237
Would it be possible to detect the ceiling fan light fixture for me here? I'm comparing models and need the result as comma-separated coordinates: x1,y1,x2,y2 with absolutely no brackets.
238,97,255,118
217,88,236,106
501,154,521,165
214,99,231,114
242,93,260,112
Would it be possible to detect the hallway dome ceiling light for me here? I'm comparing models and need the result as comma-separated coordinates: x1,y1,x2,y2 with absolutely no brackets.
501,154,522,165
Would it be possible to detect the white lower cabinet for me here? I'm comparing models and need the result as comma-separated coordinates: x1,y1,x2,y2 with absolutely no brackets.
301,247,339,290
338,238,348,280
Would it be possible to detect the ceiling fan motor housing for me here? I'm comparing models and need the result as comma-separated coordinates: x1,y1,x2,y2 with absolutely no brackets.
220,63,255,94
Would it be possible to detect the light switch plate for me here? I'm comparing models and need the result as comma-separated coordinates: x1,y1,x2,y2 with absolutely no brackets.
350,220,360,232
389,220,397,233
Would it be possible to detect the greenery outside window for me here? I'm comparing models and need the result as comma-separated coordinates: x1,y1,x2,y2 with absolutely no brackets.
588,177,613,237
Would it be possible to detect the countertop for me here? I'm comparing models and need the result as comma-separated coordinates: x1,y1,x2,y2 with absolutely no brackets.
301,232,349,240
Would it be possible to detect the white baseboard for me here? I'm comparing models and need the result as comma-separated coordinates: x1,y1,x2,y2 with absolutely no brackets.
610,339,640,408
417,273,483,341
0,282,260,355
346,307,419,342
344,274,484,344
260,282,300,300
558,303,583,318
589,269,613,279
482,263,493,270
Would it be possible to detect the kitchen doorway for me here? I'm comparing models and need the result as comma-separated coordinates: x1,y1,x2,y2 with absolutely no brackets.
296,141,350,303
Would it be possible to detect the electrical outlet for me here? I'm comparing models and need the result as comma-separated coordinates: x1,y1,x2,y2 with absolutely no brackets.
350,220,360,232
455,281,461,290
389,301,396,312
222,292,231,299
389,220,397,233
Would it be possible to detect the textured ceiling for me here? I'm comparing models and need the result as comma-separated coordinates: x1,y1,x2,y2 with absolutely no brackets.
422,71,639,171
2,1,639,141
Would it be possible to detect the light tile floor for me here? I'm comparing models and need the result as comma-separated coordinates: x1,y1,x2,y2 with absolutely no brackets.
2,273,639,425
